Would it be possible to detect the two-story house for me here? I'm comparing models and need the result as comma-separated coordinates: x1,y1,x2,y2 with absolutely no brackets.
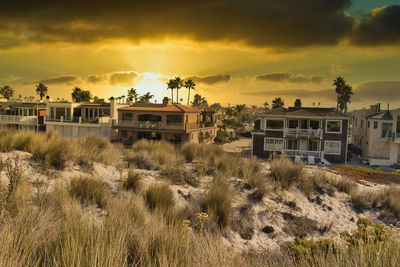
114,98,217,144
0,101,47,131
351,104,400,166
252,100,349,165
45,99,126,140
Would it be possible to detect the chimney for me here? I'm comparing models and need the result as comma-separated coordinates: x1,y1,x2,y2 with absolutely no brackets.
163,97,172,106
294,99,302,108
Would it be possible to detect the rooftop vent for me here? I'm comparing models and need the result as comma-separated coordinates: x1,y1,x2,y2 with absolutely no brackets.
294,99,302,108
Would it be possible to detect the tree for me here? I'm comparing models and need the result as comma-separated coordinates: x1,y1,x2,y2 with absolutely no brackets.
235,104,246,122
127,88,138,102
167,79,174,103
71,87,92,103
210,103,222,111
93,96,106,104
272,97,284,109
191,94,208,107
333,76,353,114
0,85,14,101
173,77,183,103
35,83,48,100
263,100,269,110
139,92,154,103
184,79,196,105
225,106,235,117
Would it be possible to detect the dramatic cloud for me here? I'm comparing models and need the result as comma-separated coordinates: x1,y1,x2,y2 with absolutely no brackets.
39,75,79,85
256,72,324,84
0,0,357,49
109,72,138,85
331,64,352,75
243,88,335,99
354,81,400,101
350,5,400,46
87,75,106,84
188,74,231,85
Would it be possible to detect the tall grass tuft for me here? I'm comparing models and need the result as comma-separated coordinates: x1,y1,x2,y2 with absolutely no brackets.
122,168,142,193
145,183,175,211
270,156,303,189
68,176,112,208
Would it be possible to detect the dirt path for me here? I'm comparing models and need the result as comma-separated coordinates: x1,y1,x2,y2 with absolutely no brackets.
222,138,252,155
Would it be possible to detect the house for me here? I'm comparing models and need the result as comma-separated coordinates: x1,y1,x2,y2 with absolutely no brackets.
351,104,400,166
45,99,126,139
0,101,47,131
113,98,217,144
252,100,349,164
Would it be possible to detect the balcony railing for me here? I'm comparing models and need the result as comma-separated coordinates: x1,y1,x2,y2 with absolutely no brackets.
283,149,323,158
116,120,215,131
283,128,323,139
0,115,38,125
45,116,110,124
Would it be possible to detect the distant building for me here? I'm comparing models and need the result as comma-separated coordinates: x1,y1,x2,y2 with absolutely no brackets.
252,99,349,164
113,98,217,144
44,99,126,139
351,104,400,166
0,101,46,131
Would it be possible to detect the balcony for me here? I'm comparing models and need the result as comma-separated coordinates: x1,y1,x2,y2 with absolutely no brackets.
283,128,323,139
116,120,215,131
283,149,323,158
45,116,110,124
0,115,38,125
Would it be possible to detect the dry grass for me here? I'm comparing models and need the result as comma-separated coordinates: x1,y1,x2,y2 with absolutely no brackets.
68,176,112,208
145,183,175,211
270,156,303,189
122,168,142,193
330,165,400,184
160,165,200,187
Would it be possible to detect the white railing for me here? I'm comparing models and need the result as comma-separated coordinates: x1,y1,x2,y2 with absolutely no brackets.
0,115,37,125
283,149,323,158
283,128,323,139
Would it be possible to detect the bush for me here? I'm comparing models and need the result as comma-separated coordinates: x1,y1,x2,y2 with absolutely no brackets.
122,168,142,193
45,138,72,169
270,156,303,189
145,183,175,211
214,130,230,143
160,166,199,187
127,151,159,170
200,177,232,228
68,176,112,208
181,143,197,162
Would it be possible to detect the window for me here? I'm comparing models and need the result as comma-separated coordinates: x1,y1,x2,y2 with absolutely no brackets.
374,121,378,129
122,112,133,121
308,141,319,151
367,121,370,128
381,123,393,138
310,120,320,129
266,119,284,130
287,140,298,150
288,120,298,128
324,141,341,155
397,116,400,133
167,115,183,124
264,138,283,151
138,114,161,122
326,120,342,133
360,119,364,129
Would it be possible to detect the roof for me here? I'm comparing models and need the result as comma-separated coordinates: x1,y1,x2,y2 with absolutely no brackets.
369,110,393,120
261,107,348,118
119,104,213,113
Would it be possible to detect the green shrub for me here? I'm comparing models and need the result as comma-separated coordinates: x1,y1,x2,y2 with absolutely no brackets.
68,176,112,208
145,183,175,211
214,129,231,143
200,177,232,228
160,166,199,187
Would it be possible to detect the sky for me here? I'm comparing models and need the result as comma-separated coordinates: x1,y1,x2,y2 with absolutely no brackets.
0,0,400,110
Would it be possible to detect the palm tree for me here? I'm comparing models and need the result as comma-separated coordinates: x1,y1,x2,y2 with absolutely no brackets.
235,104,246,123
139,92,154,103
36,83,48,100
272,97,284,109
127,88,138,102
174,77,183,104
333,76,353,114
121,95,126,104
167,79,175,104
184,79,196,105
333,76,345,111
0,85,14,101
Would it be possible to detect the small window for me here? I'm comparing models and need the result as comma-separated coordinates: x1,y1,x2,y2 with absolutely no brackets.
122,112,133,121
287,140,298,150
326,120,342,133
374,121,378,129
367,121,370,128
309,140,319,151
309,120,320,129
288,120,298,128
264,138,284,151
167,115,183,124
324,141,341,155
266,119,284,130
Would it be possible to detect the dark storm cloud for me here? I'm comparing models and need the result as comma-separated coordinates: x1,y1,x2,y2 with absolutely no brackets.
243,88,335,99
188,74,231,85
39,75,79,85
354,81,400,101
350,5,400,46
256,72,324,84
0,0,356,49
87,75,106,83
